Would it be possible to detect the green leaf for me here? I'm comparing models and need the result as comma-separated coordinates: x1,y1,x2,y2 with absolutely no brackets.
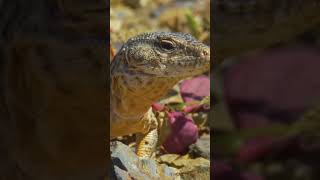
185,10,199,38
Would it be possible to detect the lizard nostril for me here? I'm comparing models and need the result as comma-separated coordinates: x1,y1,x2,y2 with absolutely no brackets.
201,49,209,56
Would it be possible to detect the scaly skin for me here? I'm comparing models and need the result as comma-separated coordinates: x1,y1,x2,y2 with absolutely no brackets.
110,32,210,157
0,0,319,179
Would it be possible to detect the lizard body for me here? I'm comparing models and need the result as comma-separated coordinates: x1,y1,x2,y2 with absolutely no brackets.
110,32,210,157
0,0,318,179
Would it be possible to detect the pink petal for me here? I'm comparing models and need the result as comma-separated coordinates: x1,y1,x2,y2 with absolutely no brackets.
151,102,165,112
183,104,202,113
180,76,210,103
162,112,198,154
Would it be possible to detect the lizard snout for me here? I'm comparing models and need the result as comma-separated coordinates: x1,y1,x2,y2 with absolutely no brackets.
201,48,210,57
199,46,210,65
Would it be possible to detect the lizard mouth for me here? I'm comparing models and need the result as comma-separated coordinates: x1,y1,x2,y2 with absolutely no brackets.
130,55,209,78
161,48,210,77
165,56,209,67
138,56,209,78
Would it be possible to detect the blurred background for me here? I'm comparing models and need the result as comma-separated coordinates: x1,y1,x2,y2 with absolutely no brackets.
212,1,320,179
110,0,210,53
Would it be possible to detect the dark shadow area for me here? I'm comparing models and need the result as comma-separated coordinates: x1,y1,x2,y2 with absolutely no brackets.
0,0,110,179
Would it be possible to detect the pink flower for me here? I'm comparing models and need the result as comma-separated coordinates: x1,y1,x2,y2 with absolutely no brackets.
162,112,198,154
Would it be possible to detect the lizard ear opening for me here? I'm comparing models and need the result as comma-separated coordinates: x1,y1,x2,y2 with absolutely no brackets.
115,45,130,65
110,46,130,77
123,46,130,65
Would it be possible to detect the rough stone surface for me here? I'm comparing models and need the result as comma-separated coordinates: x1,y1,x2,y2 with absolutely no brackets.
110,141,178,180
110,141,211,180
158,155,210,180
189,134,210,159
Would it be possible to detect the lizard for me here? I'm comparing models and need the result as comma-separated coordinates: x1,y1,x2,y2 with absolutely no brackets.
0,0,318,179
110,32,210,158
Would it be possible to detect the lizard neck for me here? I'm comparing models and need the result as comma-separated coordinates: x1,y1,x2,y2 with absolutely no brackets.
111,73,179,121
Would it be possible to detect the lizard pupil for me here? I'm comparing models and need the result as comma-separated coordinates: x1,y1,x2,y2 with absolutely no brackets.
160,40,175,51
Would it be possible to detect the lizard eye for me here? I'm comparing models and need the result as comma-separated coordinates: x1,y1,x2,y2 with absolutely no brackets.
160,40,175,51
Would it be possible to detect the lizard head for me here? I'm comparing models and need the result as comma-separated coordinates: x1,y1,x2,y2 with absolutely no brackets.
120,32,210,77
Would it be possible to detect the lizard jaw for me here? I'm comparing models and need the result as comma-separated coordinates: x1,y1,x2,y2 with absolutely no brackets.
157,46,210,77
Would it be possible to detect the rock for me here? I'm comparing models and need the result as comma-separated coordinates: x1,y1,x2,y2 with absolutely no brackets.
189,134,210,159
113,166,132,180
179,164,210,180
158,154,210,180
110,141,178,180
110,141,211,179
122,0,151,8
